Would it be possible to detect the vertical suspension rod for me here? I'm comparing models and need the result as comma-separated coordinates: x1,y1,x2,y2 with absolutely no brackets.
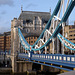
62,0,65,54
52,18,55,54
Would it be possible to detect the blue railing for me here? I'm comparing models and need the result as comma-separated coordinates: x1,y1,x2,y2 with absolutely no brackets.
32,54,75,63
18,53,30,59
18,53,75,63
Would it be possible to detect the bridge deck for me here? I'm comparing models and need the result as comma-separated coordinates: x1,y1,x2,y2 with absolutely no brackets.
18,53,75,71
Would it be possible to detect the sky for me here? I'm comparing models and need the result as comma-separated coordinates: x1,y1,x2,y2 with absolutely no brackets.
0,0,75,33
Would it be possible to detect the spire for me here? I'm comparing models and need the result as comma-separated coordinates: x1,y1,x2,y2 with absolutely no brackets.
21,5,23,12
50,8,51,15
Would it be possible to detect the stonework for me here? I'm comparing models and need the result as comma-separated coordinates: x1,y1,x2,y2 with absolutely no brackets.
11,18,19,72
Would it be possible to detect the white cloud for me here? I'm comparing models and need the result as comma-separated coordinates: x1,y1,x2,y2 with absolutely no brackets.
1,11,6,15
25,3,37,9
0,0,14,6
0,20,11,33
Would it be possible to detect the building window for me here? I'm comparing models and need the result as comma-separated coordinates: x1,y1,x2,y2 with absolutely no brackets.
70,39,72,40
25,28,30,33
26,38,28,40
23,21,25,24
29,37,30,40
73,39,75,40
26,20,30,23
69,31,72,33
34,37,36,39
69,35,72,37
31,37,33,39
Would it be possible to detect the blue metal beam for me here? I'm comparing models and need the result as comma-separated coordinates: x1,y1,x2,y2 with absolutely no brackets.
31,0,75,51
57,33,75,50
30,61,73,71
18,58,73,71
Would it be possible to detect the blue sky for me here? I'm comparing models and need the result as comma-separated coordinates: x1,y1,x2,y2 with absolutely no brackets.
0,0,75,33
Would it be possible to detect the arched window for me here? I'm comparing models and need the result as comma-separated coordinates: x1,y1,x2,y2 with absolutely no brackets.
25,28,30,33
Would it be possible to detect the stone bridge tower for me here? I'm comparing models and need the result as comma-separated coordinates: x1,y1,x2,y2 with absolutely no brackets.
11,18,23,72
11,18,19,72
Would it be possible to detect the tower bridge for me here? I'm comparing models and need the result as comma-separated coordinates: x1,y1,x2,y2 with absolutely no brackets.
10,0,75,73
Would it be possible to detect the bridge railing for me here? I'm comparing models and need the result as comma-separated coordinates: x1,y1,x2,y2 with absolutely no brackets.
18,53,29,59
31,54,75,63
18,53,75,63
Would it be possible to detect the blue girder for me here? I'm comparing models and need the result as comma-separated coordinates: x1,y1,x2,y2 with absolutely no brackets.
57,33,75,50
18,28,30,50
31,0,75,51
